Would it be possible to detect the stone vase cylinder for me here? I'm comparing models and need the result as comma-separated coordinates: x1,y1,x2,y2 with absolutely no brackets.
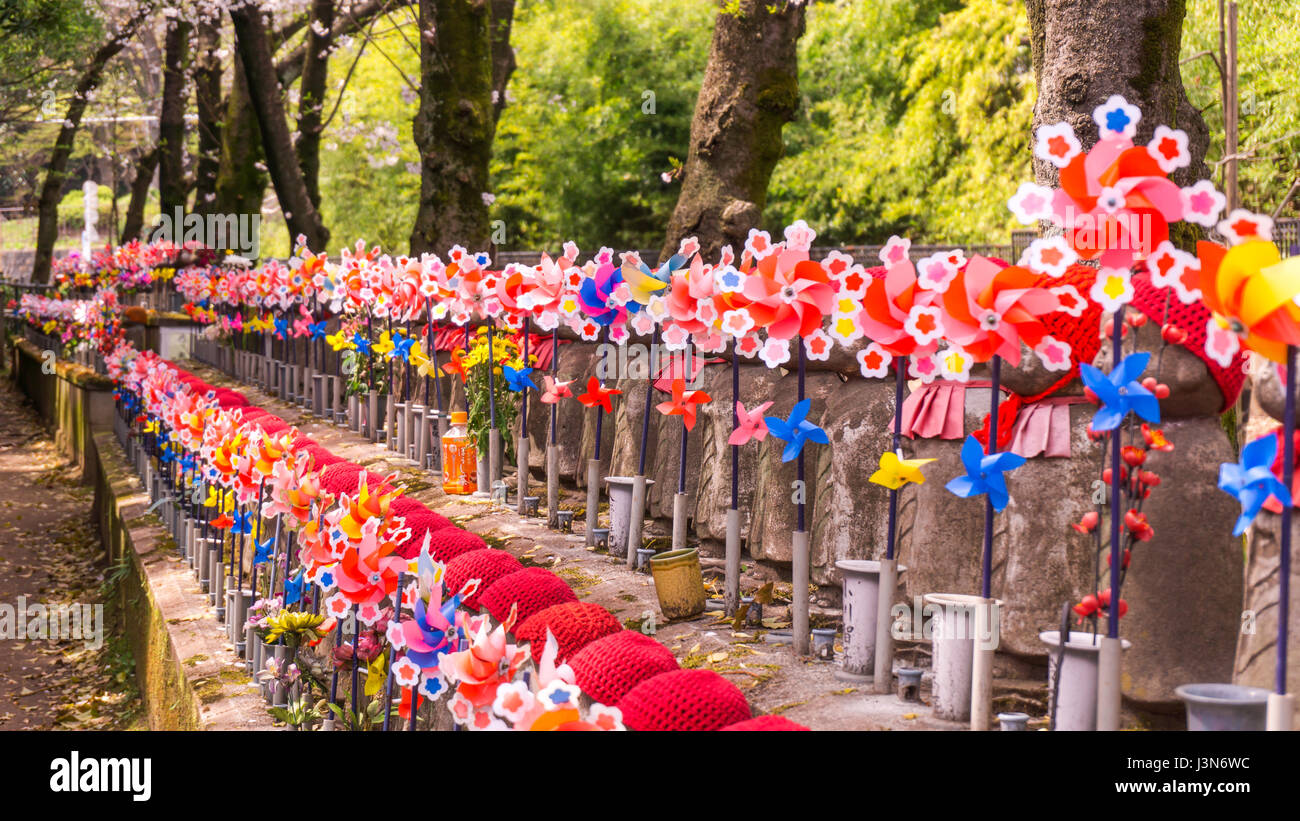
1040,630,1130,731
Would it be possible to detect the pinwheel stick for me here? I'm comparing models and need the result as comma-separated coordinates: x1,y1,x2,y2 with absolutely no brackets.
886,355,908,561
730,354,740,509
1107,311,1122,640
981,356,1000,599
549,327,559,445
381,572,406,732
1279,346,1295,698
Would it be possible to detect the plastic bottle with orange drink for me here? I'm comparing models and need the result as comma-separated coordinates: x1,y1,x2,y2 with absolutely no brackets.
441,411,478,494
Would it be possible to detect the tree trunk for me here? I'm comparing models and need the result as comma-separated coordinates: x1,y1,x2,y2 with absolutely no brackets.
409,0,496,255
489,0,516,124
1024,0,1210,190
193,17,224,216
658,0,805,264
121,146,160,244
31,9,152,283
214,56,269,219
297,0,336,210
158,16,192,216
230,1,329,251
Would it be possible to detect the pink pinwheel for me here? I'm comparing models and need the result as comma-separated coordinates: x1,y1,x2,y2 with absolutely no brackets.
739,235,835,341
851,254,944,357
935,257,1063,366
540,375,573,404
518,249,576,330
335,517,405,606
663,253,718,338
728,401,773,446
442,603,529,721
656,378,711,431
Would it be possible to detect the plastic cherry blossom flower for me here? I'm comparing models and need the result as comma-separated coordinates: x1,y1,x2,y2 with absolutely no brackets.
1193,233,1300,365
934,256,1062,365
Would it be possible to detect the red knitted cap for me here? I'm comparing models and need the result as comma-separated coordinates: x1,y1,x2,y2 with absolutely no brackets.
513,601,623,663
618,669,751,731
1131,269,1247,411
443,549,523,611
720,715,809,731
319,462,365,495
424,527,489,563
569,630,679,707
478,567,578,625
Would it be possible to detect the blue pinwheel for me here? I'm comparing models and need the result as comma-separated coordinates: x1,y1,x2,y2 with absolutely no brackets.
1078,351,1160,433
229,510,255,536
503,364,535,393
283,570,306,606
945,435,1027,512
180,454,196,474
390,333,415,362
252,536,275,565
1219,434,1293,537
273,316,289,340
309,321,328,341
578,264,628,325
351,332,372,355
403,594,461,670
765,398,830,463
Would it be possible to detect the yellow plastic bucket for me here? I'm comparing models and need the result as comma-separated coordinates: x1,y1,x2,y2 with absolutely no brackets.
649,548,706,620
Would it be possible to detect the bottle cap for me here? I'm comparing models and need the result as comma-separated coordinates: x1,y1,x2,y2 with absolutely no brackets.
450,411,468,425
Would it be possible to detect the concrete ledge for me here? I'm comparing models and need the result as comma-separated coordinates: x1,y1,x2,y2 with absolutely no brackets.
91,431,270,730
11,339,271,730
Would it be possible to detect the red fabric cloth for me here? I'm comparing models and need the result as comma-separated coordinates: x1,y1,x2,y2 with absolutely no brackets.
423,527,488,563
512,601,623,663
443,549,523,610
720,715,810,731
1131,269,1248,411
569,630,679,707
618,669,751,731
478,567,577,625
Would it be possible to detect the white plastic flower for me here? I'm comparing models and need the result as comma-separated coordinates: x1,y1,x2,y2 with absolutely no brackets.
878,235,911,267
1033,336,1072,372
1090,268,1134,313
759,337,791,369
1008,182,1056,225
803,328,833,361
1023,236,1078,278
857,342,892,379
1180,180,1226,228
1034,121,1082,168
916,253,959,293
1146,125,1190,174
1093,94,1141,140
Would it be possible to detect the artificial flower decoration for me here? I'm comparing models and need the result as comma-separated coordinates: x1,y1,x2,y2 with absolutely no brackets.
728,401,773,446
576,377,621,413
1193,236,1300,365
1218,434,1293,537
655,378,712,431
935,257,1062,365
765,398,830,463
944,434,1027,513
1079,351,1161,432
869,451,935,490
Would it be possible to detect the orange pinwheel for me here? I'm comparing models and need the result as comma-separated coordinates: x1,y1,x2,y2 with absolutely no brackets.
334,473,402,541
854,259,943,356
576,377,621,413
936,257,1061,365
442,348,469,383
1194,238,1300,364
656,378,711,431
740,248,835,340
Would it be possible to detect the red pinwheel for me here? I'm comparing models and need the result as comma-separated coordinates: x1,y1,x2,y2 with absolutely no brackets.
740,247,835,341
442,348,469,383
936,257,1062,365
335,518,405,606
576,377,621,413
854,258,944,356
656,378,711,431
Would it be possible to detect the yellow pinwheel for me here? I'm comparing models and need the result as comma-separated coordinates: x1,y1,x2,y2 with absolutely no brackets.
248,314,273,333
621,260,670,305
143,419,159,434
372,330,395,359
869,451,935,490
326,329,355,352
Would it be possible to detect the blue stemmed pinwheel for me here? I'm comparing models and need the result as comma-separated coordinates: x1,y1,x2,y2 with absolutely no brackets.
283,570,306,606
252,535,275,565
309,321,328,341
229,509,255,536
765,398,830,463
403,594,461,670
1220,434,1293,536
273,316,289,340
390,333,415,362
503,364,535,393
351,332,372,356
945,434,1027,512
1079,351,1161,432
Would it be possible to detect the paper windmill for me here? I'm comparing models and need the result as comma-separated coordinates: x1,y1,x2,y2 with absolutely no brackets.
576,376,621,413
1195,237,1300,365
655,378,712,431
741,246,835,341
728,400,773,446
503,364,536,393
765,398,829,463
540,375,573,404
1219,434,1293,537
869,451,935,490
936,257,1061,365
945,435,1026,512
252,536,275,565
442,348,469,383
1079,351,1161,432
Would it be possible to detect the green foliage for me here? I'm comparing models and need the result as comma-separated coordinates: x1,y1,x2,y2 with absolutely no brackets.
767,0,1033,245
1181,0,1300,219
488,0,714,251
